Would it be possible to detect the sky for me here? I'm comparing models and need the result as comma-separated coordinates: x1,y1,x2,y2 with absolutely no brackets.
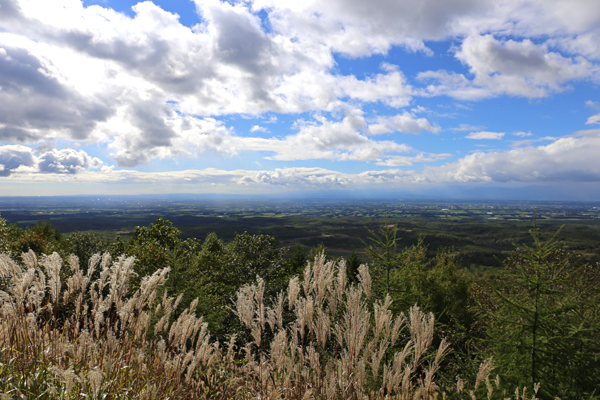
0,0,600,199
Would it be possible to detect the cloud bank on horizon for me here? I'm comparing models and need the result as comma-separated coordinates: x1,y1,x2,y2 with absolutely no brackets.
0,0,600,197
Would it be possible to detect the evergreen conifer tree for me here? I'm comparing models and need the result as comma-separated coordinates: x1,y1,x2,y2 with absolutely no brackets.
481,223,600,398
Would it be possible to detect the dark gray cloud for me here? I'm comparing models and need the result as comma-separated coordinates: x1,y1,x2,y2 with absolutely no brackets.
33,140,57,155
0,45,114,142
211,5,279,108
110,100,178,167
0,46,66,97
0,0,22,20
213,7,273,74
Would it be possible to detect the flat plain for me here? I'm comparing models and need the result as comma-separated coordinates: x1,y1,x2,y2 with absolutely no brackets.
2,196,600,277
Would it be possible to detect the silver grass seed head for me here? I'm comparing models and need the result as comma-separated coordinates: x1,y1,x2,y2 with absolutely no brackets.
100,252,111,269
68,254,80,274
0,253,22,279
337,259,347,301
303,262,312,297
474,358,494,391
22,249,37,269
288,276,300,310
41,253,62,304
358,264,371,299
456,376,464,393
88,368,104,398
235,284,255,328
486,377,493,400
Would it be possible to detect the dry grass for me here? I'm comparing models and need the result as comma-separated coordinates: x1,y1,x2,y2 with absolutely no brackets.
0,250,539,399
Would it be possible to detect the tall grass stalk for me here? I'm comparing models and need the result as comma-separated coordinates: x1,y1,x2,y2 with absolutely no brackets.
1,250,539,399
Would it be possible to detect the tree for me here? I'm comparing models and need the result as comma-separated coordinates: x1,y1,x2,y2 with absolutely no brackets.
479,224,600,398
0,215,11,254
163,230,289,340
65,231,109,273
222,231,287,294
365,208,401,295
346,250,363,284
126,217,192,277
283,244,307,278
11,221,64,256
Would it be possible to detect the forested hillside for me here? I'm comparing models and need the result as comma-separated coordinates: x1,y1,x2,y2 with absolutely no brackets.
1,215,599,399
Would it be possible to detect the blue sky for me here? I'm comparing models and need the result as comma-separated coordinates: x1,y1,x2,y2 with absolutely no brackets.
1,0,600,198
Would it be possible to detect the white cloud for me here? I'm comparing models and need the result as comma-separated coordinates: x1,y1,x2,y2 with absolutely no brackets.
466,131,505,140
366,112,440,135
553,32,600,61
0,0,422,167
513,131,533,137
248,0,488,57
37,148,103,174
509,140,533,147
450,124,485,132
256,111,413,161
250,125,268,133
426,131,600,183
0,144,36,176
375,152,452,166
1,0,599,178
586,100,599,108
0,145,102,176
337,67,412,107
419,35,595,100
0,39,115,143
106,113,236,167
4,130,600,190
246,0,600,65
586,114,600,124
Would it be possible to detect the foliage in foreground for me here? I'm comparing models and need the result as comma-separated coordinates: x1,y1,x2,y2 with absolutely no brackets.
477,226,600,398
0,250,518,400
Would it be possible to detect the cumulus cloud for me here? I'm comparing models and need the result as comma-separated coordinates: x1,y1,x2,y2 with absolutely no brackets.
5,130,600,190
37,148,103,174
248,0,489,56
0,0,599,177
0,0,421,166
466,131,505,140
426,132,600,183
0,42,114,143
0,145,101,176
34,140,57,154
250,125,268,133
0,144,35,176
99,107,418,167
258,111,412,161
337,65,412,107
419,35,594,99
106,112,236,167
243,0,600,72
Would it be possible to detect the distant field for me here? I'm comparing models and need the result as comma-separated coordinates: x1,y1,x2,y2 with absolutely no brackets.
2,196,600,272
